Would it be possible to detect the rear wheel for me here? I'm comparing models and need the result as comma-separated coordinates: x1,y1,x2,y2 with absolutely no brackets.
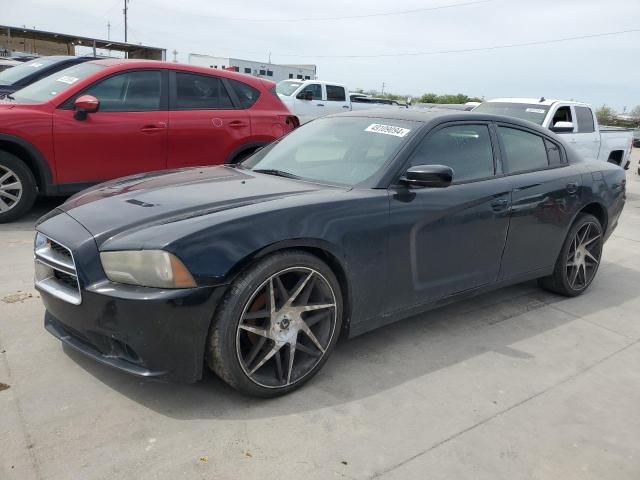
538,213,603,296
0,152,37,223
207,251,343,397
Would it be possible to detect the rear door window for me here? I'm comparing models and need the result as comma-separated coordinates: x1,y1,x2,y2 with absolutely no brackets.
173,72,233,110
499,127,549,173
326,85,346,101
409,125,495,182
575,106,595,133
227,79,260,109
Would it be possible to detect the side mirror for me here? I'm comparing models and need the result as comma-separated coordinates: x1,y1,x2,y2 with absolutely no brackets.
550,121,574,133
400,164,453,188
74,94,99,120
296,90,313,101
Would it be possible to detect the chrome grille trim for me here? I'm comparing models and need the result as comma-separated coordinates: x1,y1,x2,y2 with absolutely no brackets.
34,233,82,305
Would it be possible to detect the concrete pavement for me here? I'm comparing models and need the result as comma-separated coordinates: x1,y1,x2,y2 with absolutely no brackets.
1,153,639,479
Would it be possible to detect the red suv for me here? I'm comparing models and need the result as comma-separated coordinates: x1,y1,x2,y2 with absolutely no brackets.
0,59,298,222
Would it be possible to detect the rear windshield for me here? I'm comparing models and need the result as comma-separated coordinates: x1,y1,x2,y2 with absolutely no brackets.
11,63,105,104
0,57,65,86
473,102,550,125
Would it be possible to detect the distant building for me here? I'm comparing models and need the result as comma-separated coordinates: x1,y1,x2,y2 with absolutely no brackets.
189,53,316,83
0,25,166,60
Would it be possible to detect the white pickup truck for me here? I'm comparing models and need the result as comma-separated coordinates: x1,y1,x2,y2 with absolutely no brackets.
474,98,634,169
276,79,405,125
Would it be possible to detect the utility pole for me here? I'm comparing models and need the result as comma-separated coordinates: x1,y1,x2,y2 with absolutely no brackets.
381,82,386,95
107,21,111,40
123,0,129,43
172,49,178,62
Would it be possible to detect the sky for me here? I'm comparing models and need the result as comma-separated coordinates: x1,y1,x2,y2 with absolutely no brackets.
3,0,639,111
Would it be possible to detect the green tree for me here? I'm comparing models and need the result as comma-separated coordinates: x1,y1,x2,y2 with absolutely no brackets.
417,92,483,104
595,105,616,126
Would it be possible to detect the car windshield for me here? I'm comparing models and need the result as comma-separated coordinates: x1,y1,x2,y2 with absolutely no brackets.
276,80,304,96
10,62,105,103
242,116,417,186
0,57,64,86
473,102,550,125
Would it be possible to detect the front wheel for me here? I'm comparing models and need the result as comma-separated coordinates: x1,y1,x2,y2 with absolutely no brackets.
0,152,37,223
207,251,343,397
538,213,603,296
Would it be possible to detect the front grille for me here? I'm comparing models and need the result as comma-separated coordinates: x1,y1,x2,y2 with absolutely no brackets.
34,233,82,305
49,240,72,260
54,270,79,289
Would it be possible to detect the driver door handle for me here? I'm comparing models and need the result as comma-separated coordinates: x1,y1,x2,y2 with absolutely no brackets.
140,122,167,133
490,198,509,211
316,104,325,107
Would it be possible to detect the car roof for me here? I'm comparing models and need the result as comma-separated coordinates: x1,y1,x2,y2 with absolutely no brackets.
87,59,275,89
328,108,559,137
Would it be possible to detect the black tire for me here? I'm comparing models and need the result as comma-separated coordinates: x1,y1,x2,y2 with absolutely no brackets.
538,213,603,296
207,250,343,397
0,151,38,223
227,147,257,165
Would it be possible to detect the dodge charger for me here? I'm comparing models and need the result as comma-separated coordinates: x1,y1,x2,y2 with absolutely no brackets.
34,110,626,396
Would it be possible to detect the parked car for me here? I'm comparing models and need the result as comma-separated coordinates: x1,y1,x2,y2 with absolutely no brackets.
0,59,298,222
473,98,634,169
0,58,21,73
0,56,96,97
35,109,625,397
276,79,405,124
350,93,409,107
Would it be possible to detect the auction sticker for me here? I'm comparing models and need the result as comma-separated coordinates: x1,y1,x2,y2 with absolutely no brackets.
365,123,411,137
56,76,79,85
525,108,546,114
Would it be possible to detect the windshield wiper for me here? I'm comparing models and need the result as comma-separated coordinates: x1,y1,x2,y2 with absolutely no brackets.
252,169,301,180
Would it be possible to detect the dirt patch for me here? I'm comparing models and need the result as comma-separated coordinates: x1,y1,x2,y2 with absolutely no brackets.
0,383,9,392
1,292,34,304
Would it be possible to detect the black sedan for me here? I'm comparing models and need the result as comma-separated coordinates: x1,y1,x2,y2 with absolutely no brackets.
0,56,95,97
34,110,626,397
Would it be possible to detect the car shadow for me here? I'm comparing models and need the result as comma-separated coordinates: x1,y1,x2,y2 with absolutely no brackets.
62,261,639,420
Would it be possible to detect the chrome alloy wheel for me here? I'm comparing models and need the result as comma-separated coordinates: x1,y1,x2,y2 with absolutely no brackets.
566,221,602,290
0,165,23,213
236,267,337,388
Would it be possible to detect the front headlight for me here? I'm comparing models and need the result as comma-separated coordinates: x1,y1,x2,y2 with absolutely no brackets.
100,250,197,289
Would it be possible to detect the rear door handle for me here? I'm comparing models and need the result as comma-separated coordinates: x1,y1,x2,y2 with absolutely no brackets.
566,182,578,194
229,120,249,128
316,104,325,107
140,122,167,133
342,105,350,109
490,198,509,211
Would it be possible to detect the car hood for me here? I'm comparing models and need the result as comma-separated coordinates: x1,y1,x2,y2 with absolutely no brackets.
60,166,329,242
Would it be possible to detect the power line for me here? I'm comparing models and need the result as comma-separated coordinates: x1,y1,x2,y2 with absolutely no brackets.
268,28,640,59
138,0,492,23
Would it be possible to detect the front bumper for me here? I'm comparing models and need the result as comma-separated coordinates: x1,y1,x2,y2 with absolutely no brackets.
35,210,228,383
41,282,227,382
